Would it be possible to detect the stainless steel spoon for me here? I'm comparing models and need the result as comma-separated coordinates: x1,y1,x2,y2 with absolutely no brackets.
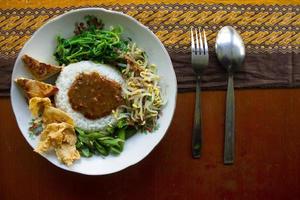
215,26,245,164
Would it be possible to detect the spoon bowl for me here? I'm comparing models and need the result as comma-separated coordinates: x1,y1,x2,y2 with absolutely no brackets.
215,26,245,72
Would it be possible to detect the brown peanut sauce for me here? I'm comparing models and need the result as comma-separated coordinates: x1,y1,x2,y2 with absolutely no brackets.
68,72,124,119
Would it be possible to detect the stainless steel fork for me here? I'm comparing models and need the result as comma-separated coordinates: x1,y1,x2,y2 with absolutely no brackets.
191,28,209,158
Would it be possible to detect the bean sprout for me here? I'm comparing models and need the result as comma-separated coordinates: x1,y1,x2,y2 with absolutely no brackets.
114,43,165,132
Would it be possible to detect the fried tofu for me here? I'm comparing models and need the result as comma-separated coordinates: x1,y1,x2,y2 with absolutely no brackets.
35,123,65,152
28,97,74,125
55,144,80,166
15,77,58,99
22,54,61,81
42,106,74,126
29,98,78,166
29,97,52,117
35,122,80,166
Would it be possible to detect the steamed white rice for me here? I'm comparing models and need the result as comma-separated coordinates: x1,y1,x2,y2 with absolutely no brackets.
55,61,124,131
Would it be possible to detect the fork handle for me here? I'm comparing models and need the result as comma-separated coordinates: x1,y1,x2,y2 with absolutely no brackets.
192,75,202,158
224,73,235,164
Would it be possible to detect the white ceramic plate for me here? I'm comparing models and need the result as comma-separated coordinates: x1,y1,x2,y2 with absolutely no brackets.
11,8,177,175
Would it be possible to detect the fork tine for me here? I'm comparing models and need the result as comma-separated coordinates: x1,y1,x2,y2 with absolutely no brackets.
190,28,195,53
199,28,204,55
195,28,199,54
203,29,208,55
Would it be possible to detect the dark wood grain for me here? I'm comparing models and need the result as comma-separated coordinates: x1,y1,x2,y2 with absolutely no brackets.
1,89,300,200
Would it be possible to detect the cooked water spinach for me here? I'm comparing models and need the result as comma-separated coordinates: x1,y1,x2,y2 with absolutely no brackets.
54,16,128,65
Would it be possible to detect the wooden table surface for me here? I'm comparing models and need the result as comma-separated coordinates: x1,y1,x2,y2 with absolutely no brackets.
1,89,300,200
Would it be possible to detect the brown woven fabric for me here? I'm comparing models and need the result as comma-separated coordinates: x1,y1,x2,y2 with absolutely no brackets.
0,58,12,96
172,51,300,91
1,51,300,96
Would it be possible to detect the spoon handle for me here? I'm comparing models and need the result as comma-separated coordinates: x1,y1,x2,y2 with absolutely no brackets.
192,75,202,158
224,73,235,164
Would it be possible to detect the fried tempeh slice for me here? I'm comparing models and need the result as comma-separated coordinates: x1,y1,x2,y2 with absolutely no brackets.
15,77,58,99
22,54,62,80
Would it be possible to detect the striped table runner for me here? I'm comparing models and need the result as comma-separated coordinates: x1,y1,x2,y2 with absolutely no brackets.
0,0,299,95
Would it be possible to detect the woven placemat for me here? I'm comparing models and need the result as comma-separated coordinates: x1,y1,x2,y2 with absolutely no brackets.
0,3,299,96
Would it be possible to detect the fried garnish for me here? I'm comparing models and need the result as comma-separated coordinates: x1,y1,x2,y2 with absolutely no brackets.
29,97,52,117
28,97,79,165
62,128,77,145
55,144,80,166
15,77,58,99
35,122,80,166
22,54,62,81
35,123,70,152
28,97,74,126
42,106,74,126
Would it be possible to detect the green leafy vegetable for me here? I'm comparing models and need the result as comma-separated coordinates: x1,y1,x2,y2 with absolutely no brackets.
54,16,128,65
